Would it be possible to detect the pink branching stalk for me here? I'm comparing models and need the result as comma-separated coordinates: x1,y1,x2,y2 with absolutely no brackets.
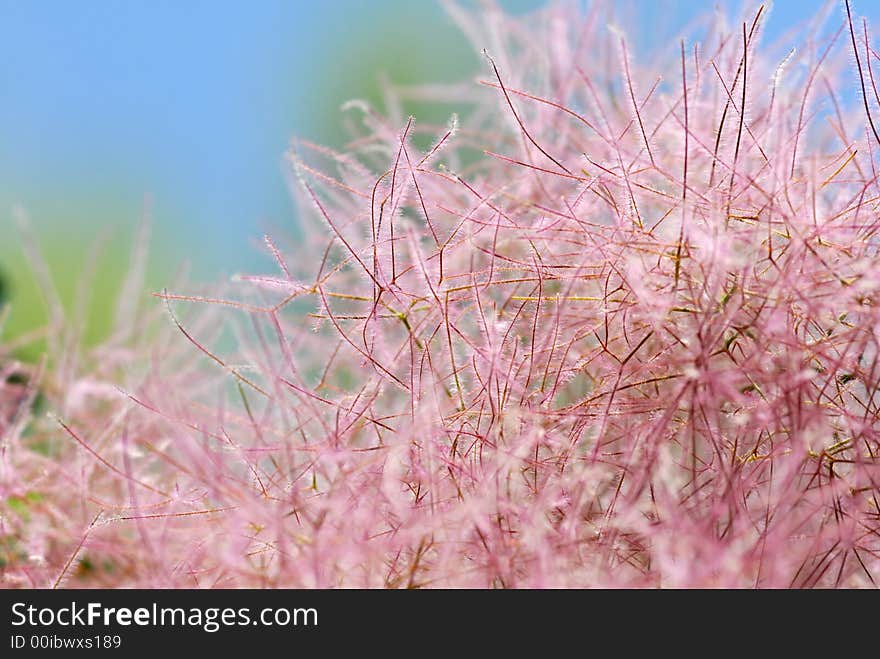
3,0,880,588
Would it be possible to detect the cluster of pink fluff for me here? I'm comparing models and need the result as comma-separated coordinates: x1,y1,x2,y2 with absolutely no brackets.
3,1,880,587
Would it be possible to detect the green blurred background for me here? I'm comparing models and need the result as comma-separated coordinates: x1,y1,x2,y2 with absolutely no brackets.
0,0,868,361
0,0,504,360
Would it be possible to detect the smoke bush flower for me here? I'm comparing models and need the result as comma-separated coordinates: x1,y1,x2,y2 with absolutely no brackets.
2,0,880,588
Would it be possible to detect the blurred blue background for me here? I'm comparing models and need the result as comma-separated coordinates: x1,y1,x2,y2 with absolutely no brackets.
0,0,876,350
